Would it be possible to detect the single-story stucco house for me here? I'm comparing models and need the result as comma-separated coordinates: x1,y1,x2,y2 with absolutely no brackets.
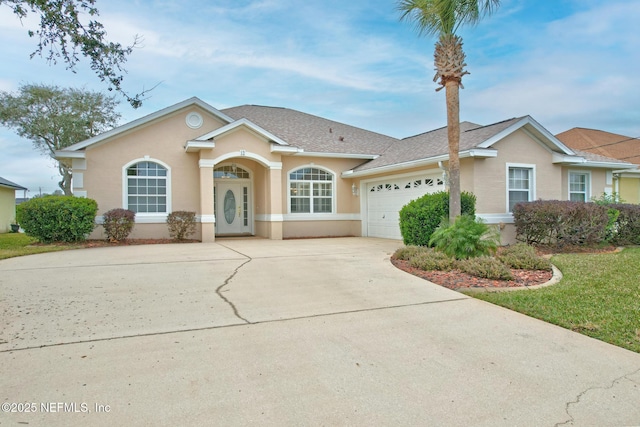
55,97,637,243
556,127,640,204
0,177,27,233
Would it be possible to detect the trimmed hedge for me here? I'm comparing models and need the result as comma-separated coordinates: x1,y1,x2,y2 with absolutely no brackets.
514,200,640,247
610,204,640,245
102,208,135,242
16,196,98,243
399,191,476,246
513,200,609,247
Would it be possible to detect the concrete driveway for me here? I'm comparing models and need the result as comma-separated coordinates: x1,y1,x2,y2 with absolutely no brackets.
1,237,639,426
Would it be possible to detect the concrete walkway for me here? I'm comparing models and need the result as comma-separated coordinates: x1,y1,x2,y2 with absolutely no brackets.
1,237,639,426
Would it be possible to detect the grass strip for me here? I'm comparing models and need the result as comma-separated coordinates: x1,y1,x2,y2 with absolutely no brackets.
0,233,80,260
470,248,640,353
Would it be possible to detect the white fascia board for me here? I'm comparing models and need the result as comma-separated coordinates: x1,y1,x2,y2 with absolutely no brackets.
184,140,216,152
583,161,636,169
552,153,586,164
614,169,640,178
477,116,574,155
271,145,303,154
293,151,380,160
62,97,233,152
341,149,491,178
55,150,86,159
194,118,288,146
342,154,449,178
467,148,498,158
522,116,575,154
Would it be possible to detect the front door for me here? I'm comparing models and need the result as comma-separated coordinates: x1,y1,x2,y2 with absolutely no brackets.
216,182,251,235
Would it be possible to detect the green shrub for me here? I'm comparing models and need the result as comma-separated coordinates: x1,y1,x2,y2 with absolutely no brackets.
167,211,197,240
16,196,98,243
399,191,476,246
408,249,458,271
458,256,513,280
429,215,500,260
102,208,135,242
497,243,551,271
592,192,625,205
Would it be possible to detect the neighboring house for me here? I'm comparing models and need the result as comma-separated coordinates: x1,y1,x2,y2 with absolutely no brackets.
55,97,637,243
0,177,27,233
556,128,640,203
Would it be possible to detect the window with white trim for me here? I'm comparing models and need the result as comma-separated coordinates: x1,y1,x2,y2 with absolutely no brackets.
289,167,333,213
508,166,533,212
126,161,168,213
569,171,590,202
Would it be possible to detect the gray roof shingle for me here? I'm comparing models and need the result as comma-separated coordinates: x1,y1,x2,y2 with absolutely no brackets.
220,105,631,173
221,105,398,156
0,177,27,190
353,117,523,172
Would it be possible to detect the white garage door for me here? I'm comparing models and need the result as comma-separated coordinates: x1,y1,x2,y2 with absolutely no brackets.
366,173,445,240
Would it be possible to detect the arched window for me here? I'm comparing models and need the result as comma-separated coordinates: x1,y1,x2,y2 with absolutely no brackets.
214,165,250,179
289,167,334,213
126,161,168,213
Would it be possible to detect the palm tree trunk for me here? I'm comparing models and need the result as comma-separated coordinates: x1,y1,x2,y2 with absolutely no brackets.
445,80,461,222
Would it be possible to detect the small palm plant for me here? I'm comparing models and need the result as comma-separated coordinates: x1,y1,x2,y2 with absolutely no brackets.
429,214,500,259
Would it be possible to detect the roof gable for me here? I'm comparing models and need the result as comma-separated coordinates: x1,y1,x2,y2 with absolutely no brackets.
194,118,289,146
59,97,233,154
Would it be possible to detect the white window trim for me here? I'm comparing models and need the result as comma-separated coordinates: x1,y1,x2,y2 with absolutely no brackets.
286,165,336,214
506,163,536,213
122,157,172,220
568,170,591,202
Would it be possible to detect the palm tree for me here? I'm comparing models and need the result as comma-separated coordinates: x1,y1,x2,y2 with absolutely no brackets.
398,0,500,222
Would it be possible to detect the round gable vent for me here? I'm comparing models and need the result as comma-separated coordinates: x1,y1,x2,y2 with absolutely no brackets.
186,112,203,129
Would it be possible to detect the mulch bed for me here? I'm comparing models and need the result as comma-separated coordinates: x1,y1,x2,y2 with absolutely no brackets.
391,244,619,291
390,258,553,291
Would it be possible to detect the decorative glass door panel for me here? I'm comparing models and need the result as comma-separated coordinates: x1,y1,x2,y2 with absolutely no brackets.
215,182,251,235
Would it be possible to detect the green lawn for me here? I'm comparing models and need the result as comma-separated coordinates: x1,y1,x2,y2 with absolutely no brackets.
470,247,640,353
0,233,81,260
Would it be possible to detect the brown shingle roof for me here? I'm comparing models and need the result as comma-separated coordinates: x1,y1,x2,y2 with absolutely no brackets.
556,128,640,165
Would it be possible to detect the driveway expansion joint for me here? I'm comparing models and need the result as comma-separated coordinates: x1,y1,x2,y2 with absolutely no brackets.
554,367,640,427
0,297,470,353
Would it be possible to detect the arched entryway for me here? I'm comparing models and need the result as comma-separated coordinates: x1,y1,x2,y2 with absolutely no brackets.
214,164,253,236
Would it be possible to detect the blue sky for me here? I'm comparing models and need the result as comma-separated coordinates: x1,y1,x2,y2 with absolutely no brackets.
1,0,639,195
